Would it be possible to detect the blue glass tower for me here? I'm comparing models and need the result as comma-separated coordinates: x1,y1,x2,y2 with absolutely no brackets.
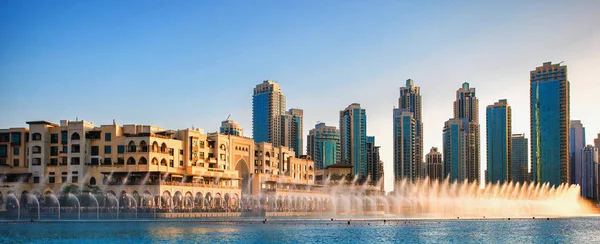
252,80,286,146
511,134,529,184
395,79,423,181
340,103,367,179
443,118,468,182
393,109,416,182
307,123,340,169
486,99,511,184
530,62,570,186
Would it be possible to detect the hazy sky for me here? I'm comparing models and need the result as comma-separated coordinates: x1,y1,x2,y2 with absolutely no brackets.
1,1,599,191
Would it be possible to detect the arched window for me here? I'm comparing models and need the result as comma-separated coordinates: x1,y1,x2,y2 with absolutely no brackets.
71,132,80,140
32,133,42,141
140,141,148,152
160,159,167,166
151,158,158,165
127,157,136,165
128,141,136,152
139,157,147,165
161,143,167,153
89,177,96,185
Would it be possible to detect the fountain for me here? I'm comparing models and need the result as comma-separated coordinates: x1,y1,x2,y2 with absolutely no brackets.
107,194,119,219
67,193,81,220
7,193,20,220
48,193,61,220
28,194,40,220
88,193,100,220
125,193,138,219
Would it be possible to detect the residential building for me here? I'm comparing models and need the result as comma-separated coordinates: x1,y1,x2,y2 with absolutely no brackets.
220,120,244,137
442,118,469,182
253,80,286,146
582,145,598,199
366,136,382,183
486,99,512,184
307,123,340,170
530,62,570,186
425,147,443,182
570,120,585,186
282,108,303,157
511,134,530,184
339,103,367,179
397,79,423,179
451,82,480,183
393,109,417,182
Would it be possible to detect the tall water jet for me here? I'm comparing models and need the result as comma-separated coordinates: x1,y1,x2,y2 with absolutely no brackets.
48,193,60,220
125,193,138,219
68,193,81,220
28,194,40,220
88,193,99,220
107,194,119,219
7,193,20,220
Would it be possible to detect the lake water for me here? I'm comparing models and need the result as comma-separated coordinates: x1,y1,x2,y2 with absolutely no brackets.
1,217,600,243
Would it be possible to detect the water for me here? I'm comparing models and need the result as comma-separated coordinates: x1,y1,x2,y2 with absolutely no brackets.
2,217,600,243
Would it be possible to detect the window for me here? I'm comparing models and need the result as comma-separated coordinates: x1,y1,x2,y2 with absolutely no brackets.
32,158,41,166
49,177,55,184
90,177,96,185
91,146,99,156
199,152,204,159
61,176,67,183
180,149,184,155
71,144,80,153
50,146,58,156
199,141,205,148
13,159,19,167
32,133,42,141
61,131,68,144
104,146,111,154
169,160,174,167
34,177,40,183
49,158,57,165
118,145,125,154
72,176,78,183
50,134,59,143
32,146,41,154
60,157,67,165
10,132,21,144
90,158,99,165
0,145,6,157
62,146,67,153
105,133,111,142
71,157,80,165
71,132,80,140
13,147,19,156
169,148,174,156
103,158,112,165
179,160,183,167
117,157,124,165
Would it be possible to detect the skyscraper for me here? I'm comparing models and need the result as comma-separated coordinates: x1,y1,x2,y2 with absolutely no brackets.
397,79,423,178
594,133,600,150
282,108,303,157
393,109,417,182
511,134,529,184
452,82,480,183
340,103,367,179
253,80,286,146
443,118,469,182
581,145,598,199
366,136,382,183
530,62,570,186
425,147,443,182
307,122,340,169
486,99,512,184
570,120,585,185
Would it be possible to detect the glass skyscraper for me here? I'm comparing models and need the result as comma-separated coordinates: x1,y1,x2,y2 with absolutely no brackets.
366,136,382,183
443,118,469,182
252,80,286,146
511,134,529,184
486,99,511,184
307,122,340,169
450,82,480,183
282,108,303,157
340,103,367,179
393,109,416,182
530,62,570,186
569,120,585,185
394,79,423,182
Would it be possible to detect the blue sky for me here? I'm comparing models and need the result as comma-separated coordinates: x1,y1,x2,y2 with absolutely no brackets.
1,0,600,191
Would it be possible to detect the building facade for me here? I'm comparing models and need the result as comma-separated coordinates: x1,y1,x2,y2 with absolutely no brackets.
220,120,244,137
0,119,322,213
425,147,443,182
570,120,585,186
393,109,417,182
253,80,286,146
451,82,480,183
582,145,598,199
339,103,367,180
511,134,530,184
530,62,570,186
281,108,303,157
397,79,423,179
486,99,512,184
306,123,340,170
366,136,382,183
442,118,469,182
